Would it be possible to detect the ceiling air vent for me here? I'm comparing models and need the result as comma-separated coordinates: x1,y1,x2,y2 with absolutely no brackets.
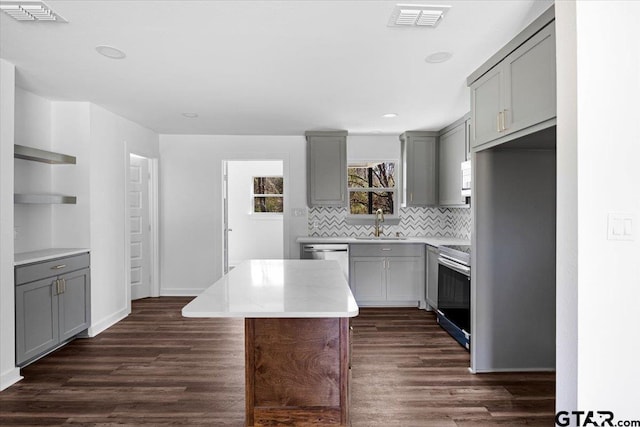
0,0,67,22
388,4,451,28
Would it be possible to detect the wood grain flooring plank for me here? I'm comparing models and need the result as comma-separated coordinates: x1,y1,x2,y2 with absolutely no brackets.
0,298,554,426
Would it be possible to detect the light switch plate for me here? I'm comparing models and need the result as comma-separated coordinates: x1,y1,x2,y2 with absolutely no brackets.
607,213,634,241
291,208,306,217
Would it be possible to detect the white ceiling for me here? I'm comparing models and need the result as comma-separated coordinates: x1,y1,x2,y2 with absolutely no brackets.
0,0,553,135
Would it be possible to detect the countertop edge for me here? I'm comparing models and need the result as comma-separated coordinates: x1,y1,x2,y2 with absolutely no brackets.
182,308,360,318
15,248,91,266
297,236,470,247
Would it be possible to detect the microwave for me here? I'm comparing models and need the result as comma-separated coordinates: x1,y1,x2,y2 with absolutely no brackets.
461,160,471,199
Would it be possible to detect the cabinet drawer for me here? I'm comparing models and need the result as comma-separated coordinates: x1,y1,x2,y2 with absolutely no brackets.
349,244,424,258
16,253,90,285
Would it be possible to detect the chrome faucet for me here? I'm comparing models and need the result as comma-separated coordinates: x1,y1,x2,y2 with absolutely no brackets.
374,208,385,237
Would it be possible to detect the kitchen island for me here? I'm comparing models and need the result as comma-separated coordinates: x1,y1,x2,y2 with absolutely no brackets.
182,259,358,426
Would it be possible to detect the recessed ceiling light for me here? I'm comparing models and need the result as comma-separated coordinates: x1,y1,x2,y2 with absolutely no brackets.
382,113,398,118
182,112,199,119
95,45,126,60
425,51,453,63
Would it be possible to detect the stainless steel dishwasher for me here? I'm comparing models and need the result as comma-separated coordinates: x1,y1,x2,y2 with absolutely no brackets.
300,244,349,281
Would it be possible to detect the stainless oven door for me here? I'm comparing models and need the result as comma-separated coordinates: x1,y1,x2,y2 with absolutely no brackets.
437,257,471,334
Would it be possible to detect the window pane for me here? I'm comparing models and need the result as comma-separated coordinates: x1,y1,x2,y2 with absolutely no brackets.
253,177,283,195
254,196,283,213
348,162,395,189
349,191,394,215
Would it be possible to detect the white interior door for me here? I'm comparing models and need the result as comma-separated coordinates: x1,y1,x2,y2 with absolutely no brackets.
225,160,284,270
129,155,151,300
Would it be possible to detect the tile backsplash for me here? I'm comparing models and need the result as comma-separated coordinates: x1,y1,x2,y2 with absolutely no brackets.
309,206,471,239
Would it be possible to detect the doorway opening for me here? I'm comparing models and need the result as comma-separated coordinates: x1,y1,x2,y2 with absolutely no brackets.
223,160,284,274
127,153,159,300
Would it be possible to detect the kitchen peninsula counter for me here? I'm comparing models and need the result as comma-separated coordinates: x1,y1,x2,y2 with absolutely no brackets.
182,259,358,426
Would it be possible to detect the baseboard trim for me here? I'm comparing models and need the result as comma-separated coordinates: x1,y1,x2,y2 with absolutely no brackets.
0,367,23,392
86,307,129,337
160,288,202,297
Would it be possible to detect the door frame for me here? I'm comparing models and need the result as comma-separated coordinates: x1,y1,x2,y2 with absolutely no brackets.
124,151,160,310
221,155,290,274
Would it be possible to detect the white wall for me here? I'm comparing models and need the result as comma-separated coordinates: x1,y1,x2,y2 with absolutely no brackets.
227,160,283,266
13,88,53,253
52,102,91,249
159,135,306,295
87,104,159,335
0,59,21,390
557,0,640,418
347,135,399,162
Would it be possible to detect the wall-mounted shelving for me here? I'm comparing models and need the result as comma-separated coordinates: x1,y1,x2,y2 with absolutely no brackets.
14,144,77,205
14,144,76,165
14,194,77,204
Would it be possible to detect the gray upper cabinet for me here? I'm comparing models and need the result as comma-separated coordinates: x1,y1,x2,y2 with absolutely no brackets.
470,21,556,150
15,253,91,366
306,131,347,207
400,132,438,207
438,118,468,207
470,67,503,148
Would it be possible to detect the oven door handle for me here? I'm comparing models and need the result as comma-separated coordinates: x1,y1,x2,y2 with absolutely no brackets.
438,257,471,276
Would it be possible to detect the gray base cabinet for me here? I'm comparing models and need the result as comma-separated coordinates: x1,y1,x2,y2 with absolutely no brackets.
349,244,424,306
425,245,439,309
470,22,556,150
306,131,347,207
15,253,91,367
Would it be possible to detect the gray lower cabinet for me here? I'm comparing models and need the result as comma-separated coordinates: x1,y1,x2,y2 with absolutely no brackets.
306,131,347,207
425,245,439,309
400,131,438,207
470,22,556,150
349,244,424,306
15,253,91,366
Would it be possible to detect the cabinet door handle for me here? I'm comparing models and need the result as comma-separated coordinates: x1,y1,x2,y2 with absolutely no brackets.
496,113,501,132
54,279,61,295
61,278,66,293
51,264,67,270
410,192,413,202
501,109,508,131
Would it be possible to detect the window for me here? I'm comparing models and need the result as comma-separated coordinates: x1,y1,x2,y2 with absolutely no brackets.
348,161,396,215
252,176,283,213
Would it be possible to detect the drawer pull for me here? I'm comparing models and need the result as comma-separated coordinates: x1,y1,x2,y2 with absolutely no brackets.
381,248,392,251
51,264,67,270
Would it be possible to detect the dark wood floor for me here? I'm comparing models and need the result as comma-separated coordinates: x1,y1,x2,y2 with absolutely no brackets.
0,298,555,426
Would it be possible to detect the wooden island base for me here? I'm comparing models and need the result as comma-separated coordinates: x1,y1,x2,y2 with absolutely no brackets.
244,317,350,426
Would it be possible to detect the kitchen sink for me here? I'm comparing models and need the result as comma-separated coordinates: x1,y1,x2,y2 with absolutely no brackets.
354,236,407,240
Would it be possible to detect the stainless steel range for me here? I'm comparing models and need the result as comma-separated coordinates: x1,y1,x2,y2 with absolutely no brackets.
437,244,471,350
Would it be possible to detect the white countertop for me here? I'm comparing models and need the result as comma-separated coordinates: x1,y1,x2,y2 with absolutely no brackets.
15,248,90,266
297,236,470,247
182,259,359,318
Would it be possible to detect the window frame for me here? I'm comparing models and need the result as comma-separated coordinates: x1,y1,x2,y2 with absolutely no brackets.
346,160,400,225
251,175,284,215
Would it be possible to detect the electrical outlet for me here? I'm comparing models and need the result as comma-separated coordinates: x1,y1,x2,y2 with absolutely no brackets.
607,213,634,241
